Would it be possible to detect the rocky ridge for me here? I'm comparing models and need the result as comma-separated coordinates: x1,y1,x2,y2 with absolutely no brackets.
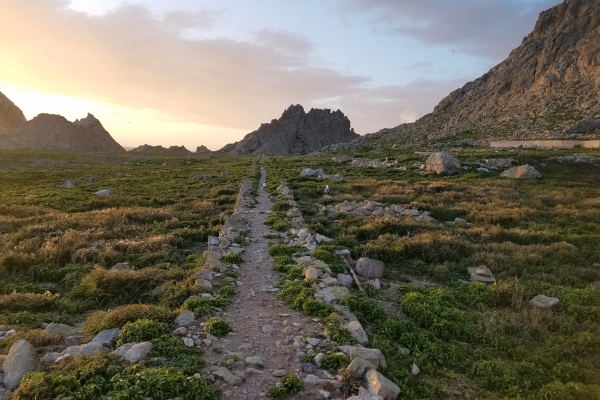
225,105,359,155
0,113,125,152
0,91,26,137
356,0,600,148
129,144,191,153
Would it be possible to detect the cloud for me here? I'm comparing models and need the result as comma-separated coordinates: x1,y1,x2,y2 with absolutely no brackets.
340,0,559,59
0,0,465,140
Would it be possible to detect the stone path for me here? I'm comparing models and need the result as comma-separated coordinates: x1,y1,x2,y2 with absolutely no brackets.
201,166,331,399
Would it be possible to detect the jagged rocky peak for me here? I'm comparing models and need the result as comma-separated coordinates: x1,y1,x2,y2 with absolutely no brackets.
225,104,359,155
196,145,211,153
357,0,600,147
0,112,125,152
0,90,26,137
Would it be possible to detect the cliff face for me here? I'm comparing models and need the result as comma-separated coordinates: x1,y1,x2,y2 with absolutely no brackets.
358,0,600,147
0,91,26,137
0,113,125,152
227,105,359,155
130,144,191,153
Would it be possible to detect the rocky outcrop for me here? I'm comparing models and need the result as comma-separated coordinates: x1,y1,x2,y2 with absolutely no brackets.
226,105,359,155
0,91,26,137
130,144,191,153
356,0,600,147
196,145,211,153
500,165,542,179
424,152,461,175
0,113,125,152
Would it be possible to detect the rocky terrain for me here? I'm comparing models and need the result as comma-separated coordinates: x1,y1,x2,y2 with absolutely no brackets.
356,0,600,148
224,105,359,155
0,113,124,152
130,144,192,153
0,91,26,137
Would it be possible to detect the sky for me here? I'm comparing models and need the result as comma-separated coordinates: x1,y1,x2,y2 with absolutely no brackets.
0,0,559,150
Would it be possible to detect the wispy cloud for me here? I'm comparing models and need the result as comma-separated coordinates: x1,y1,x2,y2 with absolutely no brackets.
339,0,559,59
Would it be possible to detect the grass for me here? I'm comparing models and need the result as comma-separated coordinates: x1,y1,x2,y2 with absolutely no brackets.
264,149,600,399
0,151,258,397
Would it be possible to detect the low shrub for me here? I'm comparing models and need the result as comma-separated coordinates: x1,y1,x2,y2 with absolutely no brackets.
223,252,243,264
82,304,173,336
302,300,336,317
321,353,349,373
203,317,232,338
182,297,230,316
0,292,59,313
266,374,304,399
117,319,170,345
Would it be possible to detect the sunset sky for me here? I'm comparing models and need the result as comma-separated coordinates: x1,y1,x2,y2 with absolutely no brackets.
0,0,558,150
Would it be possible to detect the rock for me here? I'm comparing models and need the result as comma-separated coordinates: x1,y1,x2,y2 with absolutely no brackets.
315,286,350,304
411,363,420,375
122,342,153,363
111,262,132,271
346,357,377,377
314,352,325,367
213,367,243,385
196,145,211,153
117,172,125,177
245,356,264,366
303,374,322,385
347,396,384,400
262,325,274,334
355,258,385,279
346,347,387,369
61,179,76,188
182,338,194,348
302,363,314,374
173,327,187,336
500,165,541,179
346,321,369,346
468,265,496,284
175,310,196,327
529,294,560,308
304,267,323,280
228,105,359,156
207,236,220,247
44,322,79,337
3,340,43,390
425,152,461,175
272,369,287,377
315,234,333,244
219,237,231,249
40,352,61,367
336,274,354,288
54,354,74,365
0,90,26,136
95,189,114,196
365,370,401,400
195,279,213,291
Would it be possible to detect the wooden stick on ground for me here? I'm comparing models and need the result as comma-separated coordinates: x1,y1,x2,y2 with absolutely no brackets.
340,258,365,293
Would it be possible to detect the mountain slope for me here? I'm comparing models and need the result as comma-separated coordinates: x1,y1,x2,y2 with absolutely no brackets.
0,113,125,152
357,0,600,147
0,91,26,137
225,104,359,155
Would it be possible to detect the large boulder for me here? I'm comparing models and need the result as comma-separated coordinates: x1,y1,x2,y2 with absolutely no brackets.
425,152,461,175
365,370,401,400
342,346,387,369
3,340,43,390
355,258,385,279
346,321,369,346
500,165,541,179
92,328,120,346
467,265,496,284
529,294,560,308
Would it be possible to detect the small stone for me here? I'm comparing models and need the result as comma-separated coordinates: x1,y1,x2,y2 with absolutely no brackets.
272,369,287,377
303,374,321,385
183,338,194,348
262,325,274,333
213,367,243,385
346,357,377,377
173,327,187,336
365,370,401,400
44,323,79,337
245,356,264,366
315,286,350,304
92,328,120,345
302,363,314,374
314,352,325,367
202,339,212,346
346,320,369,346
246,367,265,374
355,258,385,279
175,310,196,327
529,294,560,308
411,363,420,375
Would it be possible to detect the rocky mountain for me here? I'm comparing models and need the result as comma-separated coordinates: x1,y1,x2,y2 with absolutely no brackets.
196,145,211,153
0,91,26,137
357,0,600,148
225,105,359,155
0,113,125,152
130,144,191,153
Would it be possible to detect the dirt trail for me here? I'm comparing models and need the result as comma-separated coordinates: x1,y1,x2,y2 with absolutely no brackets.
202,166,328,399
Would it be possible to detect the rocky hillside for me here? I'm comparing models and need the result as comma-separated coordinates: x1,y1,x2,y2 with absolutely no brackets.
0,113,125,152
224,105,359,155
130,144,191,153
0,91,26,137
357,0,600,147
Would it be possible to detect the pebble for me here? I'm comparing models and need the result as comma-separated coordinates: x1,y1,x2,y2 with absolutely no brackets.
272,369,287,377
182,338,194,348
262,325,274,334
302,363,314,374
